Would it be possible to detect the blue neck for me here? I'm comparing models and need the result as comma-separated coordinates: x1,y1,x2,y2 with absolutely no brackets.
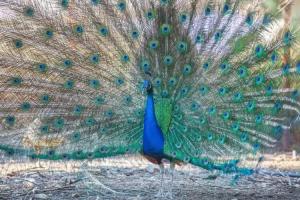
143,94,164,157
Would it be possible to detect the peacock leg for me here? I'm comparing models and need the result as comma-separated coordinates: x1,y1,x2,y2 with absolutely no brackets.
165,162,175,199
155,163,165,198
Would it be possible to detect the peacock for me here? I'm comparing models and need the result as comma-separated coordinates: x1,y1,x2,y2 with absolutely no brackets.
0,0,300,197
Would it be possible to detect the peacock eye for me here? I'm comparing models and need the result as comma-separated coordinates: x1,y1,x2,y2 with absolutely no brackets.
99,26,109,36
214,32,222,41
146,10,156,20
131,30,139,39
6,116,16,126
24,7,34,17
255,46,261,53
241,133,248,141
274,126,283,134
61,0,69,8
223,4,229,13
48,150,55,156
176,41,188,53
74,25,84,34
283,31,293,45
246,14,253,25
149,40,159,49
117,1,126,11
203,62,209,69
21,102,31,111
179,13,188,23
256,115,262,120
140,60,151,73
205,7,211,15
196,34,203,44
292,90,299,98
40,124,50,134
116,77,124,86
37,63,48,73
263,14,271,25
14,39,23,48
91,0,101,5
163,55,173,66
271,54,277,62
160,0,170,5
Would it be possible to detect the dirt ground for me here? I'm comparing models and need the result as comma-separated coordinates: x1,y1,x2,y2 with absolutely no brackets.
0,155,300,200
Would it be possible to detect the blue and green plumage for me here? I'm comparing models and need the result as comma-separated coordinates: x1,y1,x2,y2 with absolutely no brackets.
0,0,299,176
143,82,165,160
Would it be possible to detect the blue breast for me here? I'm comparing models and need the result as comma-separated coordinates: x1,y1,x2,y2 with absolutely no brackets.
143,94,165,157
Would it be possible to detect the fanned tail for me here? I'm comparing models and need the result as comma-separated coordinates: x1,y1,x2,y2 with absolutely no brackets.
0,0,299,174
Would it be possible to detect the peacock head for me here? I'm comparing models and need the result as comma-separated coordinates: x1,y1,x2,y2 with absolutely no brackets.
143,80,153,94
